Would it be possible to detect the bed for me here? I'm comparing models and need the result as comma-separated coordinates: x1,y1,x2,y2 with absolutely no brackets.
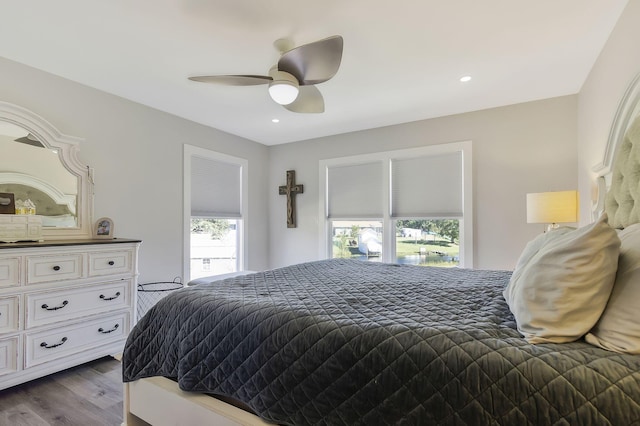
121,74,640,426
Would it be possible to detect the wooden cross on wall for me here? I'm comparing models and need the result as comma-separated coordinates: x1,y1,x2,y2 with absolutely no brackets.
279,170,304,228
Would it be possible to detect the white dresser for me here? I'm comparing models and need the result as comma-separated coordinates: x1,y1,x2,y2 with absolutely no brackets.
0,238,140,390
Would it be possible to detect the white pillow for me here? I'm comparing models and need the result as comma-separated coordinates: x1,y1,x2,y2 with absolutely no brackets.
511,227,573,272
585,223,640,354
503,213,620,344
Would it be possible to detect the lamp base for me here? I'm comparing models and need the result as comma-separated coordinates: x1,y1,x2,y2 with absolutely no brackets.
545,223,560,233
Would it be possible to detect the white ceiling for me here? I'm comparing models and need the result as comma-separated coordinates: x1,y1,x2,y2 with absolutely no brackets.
0,1,629,146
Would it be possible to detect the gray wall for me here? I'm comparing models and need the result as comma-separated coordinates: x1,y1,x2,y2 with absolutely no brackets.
578,0,640,223
269,96,578,270
0,57,270,283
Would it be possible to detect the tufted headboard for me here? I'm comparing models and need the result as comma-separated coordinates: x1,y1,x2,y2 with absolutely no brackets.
594,72,640,229
0,183,73,216
0,171,76,219
605,114,640,228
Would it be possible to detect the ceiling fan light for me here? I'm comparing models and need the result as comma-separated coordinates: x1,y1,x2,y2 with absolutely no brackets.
269,81,299,105
268,70,299,105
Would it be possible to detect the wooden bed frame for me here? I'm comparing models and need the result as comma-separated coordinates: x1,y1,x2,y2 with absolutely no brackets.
122,72,640,426
123,376,271,426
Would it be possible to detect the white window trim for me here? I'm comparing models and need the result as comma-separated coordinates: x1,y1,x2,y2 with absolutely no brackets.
318,141,473,267
183,144,248,281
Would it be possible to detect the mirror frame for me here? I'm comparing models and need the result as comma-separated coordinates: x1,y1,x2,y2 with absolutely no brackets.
0,101,93,239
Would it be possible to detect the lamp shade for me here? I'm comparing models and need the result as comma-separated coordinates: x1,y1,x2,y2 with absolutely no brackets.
526,191,578,224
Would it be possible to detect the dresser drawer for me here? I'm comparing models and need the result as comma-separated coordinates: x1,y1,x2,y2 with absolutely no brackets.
26,253,83,284
88,249,134,276
0,336,19,376
0,296,19,333
0,257,20,288
25,280,131,328
25,312,128,367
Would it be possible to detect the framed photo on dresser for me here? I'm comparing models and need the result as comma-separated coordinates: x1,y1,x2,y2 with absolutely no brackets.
94,217,114,239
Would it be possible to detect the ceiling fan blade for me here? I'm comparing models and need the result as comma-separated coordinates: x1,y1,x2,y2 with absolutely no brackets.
277,35,343,86
284,86,325,113
188,75,272,86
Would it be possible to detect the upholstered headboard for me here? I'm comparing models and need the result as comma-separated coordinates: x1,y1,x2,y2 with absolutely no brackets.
594,72,640,229
0,183,72,216
605,114,640,228
0,171,76,218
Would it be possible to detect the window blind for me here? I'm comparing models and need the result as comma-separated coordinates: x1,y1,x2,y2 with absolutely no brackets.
391,151,462,218
327,162,383,218
191,156,241,218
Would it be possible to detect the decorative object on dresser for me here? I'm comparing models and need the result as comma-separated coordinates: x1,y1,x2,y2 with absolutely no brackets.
0,238,141,391
0,192,15,214
94,217,114,239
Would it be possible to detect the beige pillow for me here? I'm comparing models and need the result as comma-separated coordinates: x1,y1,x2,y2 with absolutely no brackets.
503,213,620,343
511,227,573,272
585,223,640,354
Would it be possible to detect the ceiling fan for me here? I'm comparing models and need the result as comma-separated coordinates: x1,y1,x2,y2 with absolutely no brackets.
188,35,343,114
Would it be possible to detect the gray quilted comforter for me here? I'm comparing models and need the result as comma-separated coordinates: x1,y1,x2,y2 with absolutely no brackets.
122,259,640,425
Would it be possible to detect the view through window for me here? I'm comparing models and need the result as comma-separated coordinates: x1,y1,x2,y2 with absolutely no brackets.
190,218,239,280
331,219,460,267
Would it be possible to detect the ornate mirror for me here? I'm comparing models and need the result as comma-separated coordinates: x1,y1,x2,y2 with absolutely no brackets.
0,101,93,239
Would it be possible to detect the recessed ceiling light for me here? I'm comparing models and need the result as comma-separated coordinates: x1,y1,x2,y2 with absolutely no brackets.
460,76,472,82
272,118,280,123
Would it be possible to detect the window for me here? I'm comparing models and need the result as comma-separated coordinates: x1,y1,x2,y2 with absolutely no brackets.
190,218,238,278
184,145,248,281
319,142,472,267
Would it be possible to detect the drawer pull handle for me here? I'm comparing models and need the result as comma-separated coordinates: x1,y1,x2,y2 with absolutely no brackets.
98,324,120,334
52,265,61,271
41,300,69,311
40,337,67,349
108,260,115,266
99,292,121,301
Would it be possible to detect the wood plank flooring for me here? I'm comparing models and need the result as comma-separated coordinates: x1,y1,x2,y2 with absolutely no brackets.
0,357,123,426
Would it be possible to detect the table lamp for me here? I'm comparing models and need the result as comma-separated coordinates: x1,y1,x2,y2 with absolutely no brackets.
526,190,578,232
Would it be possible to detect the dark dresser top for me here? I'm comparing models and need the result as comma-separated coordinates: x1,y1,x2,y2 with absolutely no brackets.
0,238,142,250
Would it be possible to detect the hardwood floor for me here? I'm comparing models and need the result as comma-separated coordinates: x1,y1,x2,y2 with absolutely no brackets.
0,357,123,426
